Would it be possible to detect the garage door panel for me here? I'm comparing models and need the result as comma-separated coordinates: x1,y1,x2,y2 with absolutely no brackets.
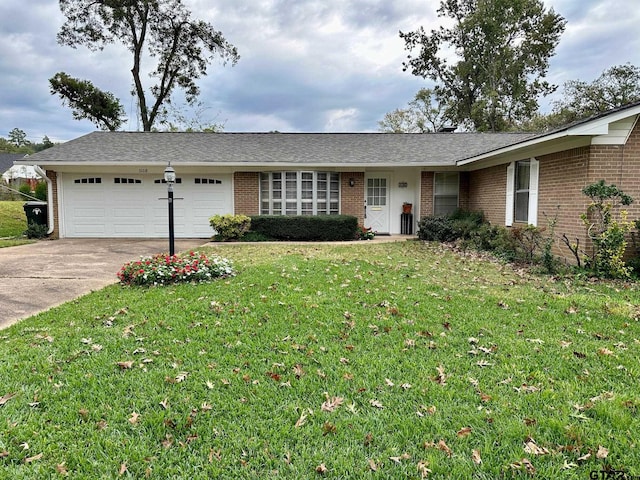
63,173,232,238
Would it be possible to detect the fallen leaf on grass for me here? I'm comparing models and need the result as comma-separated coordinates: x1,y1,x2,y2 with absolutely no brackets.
321,394,344,412
165,372,189,384
293,364,305,378
368,459,378,471
389,453,411,463
315,463,327,474
322,421,337,436
209,448,222,463
597,348,614,356
295,411,308,428
471,449,482,465
56,463,69,476
128,412,140,425
524,439,549,456
457,427,472,438
417,461,432,478
437,440,452,457
118,463,127,476
24,453,43,463
0,392,17,406
116,361,134,370
596,446,609,459
510,458,535,474
369,399,384,409
433,365,448,385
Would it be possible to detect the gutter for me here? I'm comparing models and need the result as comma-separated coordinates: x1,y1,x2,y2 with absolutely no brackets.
33,165,54,235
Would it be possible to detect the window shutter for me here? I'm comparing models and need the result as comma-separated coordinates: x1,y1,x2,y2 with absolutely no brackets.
528,158,539,227
505,162,515,226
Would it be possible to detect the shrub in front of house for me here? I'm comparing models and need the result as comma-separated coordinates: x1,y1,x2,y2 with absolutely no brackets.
118,251,235,286
24,222,49,239
417,210,486,243
209,214,251,241
249,215,358,241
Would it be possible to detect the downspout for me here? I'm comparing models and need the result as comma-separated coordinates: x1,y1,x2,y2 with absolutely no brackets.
33,165,54,235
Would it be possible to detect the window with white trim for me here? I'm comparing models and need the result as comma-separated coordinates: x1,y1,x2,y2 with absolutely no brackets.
514,161,530,222
506,158,538,226
433,172,459,215
260,172,340,215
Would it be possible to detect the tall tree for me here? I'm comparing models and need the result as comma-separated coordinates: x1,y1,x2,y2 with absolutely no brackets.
378,88,448,133
56,0,239,131
517,64,640,132
400,0,566,132
8,128,29,147
50,72,126,131
553,63,640,120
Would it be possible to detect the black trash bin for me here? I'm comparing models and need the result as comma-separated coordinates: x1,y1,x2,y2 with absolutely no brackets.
23,201,48,227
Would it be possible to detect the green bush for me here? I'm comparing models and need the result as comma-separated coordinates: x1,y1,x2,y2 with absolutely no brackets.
18,183,31,199
417,215,458,242
24,222,48,239
418,210,486,242
209,214,251,241
34,182,47,201
249,215,358,241
564,180,635,278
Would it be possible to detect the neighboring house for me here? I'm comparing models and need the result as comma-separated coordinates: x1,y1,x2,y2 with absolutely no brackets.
0,153,35,188
16,101,640,259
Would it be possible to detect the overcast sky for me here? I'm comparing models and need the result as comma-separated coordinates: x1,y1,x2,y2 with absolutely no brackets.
0,0,638,142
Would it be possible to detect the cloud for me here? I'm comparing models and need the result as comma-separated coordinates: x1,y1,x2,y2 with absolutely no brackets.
0,0,637,141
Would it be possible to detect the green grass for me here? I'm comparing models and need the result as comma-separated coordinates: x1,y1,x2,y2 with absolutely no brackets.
0,201,32,247
0,242,638,479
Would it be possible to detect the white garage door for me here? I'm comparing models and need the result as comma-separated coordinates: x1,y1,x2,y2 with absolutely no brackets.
61,173,232,238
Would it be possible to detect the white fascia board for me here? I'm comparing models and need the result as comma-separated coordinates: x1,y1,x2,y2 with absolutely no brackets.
456,130,571,166
458,106,640,168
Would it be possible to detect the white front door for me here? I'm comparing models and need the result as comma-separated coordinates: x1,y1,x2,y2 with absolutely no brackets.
364,175,390,234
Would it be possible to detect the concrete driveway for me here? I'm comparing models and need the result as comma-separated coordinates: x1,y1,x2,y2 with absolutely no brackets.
0,238,207,329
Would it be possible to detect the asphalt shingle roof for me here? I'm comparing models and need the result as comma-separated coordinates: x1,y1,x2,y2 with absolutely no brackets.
24,132,537,167
0,153,27,173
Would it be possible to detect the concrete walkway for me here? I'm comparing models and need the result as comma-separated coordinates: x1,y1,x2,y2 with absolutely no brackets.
0,238,206,329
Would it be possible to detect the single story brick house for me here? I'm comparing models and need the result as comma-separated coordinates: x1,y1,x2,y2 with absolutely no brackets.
18,101,640,256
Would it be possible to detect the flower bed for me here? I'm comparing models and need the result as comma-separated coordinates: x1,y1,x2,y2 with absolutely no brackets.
118,251,235,286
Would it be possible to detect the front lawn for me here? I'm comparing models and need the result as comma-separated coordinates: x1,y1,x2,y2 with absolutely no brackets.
0,201,32,247
0,242,638,478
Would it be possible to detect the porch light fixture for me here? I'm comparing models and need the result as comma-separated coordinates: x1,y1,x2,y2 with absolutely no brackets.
164,161,176,256
349,177,355,187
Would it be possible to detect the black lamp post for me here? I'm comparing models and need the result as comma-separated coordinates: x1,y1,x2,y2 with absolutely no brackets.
164,161,176,256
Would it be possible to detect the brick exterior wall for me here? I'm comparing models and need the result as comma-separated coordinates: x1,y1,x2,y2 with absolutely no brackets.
341,172,364,225
46,170,59,239
465,120,640,261
467,165,507,226
233,172,260,215
537,147,591,257
420,172,434,217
